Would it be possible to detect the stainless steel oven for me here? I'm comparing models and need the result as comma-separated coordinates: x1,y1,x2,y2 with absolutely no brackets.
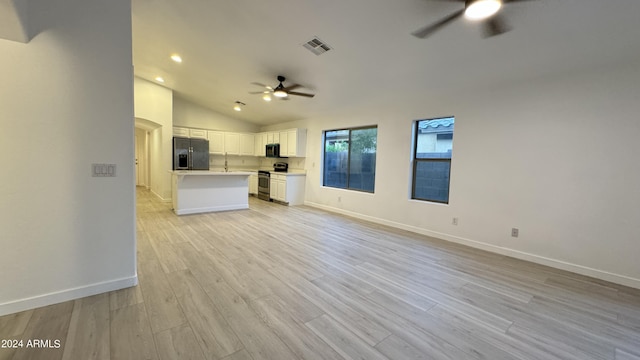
258,170,271,201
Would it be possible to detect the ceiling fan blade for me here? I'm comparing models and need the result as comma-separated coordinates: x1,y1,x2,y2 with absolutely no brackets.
251,82,273,90
482,14,511,38
287,91,315,98
412,9,464,39
249,91,270,94
283,84,302,92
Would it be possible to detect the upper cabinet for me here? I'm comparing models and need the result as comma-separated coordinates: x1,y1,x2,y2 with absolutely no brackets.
239,133,255,156
189,128,207,139
224,133,240,155
266,131,280,145
281,128,307,157
173,127,189,137
207,131,225,154
175,126,306,158
254,132,265,156
279,131,289,156
174,127,207,139
209,131,254,156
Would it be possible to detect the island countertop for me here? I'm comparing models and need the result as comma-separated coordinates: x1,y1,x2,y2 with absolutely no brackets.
170,170,251,215
170,170,254,176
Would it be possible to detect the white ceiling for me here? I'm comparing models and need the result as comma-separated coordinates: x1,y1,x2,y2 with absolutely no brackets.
131,0,640,126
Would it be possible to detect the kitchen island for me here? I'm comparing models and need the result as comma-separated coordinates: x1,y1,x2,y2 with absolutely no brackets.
170,171,253,215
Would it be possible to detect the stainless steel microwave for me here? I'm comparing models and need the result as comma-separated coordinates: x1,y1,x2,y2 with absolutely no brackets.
266,143,280,158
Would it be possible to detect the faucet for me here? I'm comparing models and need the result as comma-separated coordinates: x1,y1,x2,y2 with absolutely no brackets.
224,152,228,172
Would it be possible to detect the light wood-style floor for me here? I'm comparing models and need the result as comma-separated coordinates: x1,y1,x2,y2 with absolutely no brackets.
2,188,640,360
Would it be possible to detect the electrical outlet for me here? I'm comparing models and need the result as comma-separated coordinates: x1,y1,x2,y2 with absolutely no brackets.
511,228,519,237
452,217,458,225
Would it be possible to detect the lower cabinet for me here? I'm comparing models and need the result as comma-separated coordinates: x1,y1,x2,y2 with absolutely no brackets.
269,174,305,205
249,174,258,195
270,175,284,202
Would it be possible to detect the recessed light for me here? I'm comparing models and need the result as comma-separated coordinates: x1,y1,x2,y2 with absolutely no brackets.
155,76,165,83
170,54,182,63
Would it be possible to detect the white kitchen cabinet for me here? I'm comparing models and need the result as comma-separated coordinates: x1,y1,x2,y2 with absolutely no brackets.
270,174,285,202
254,132,265,156
189,128,207,139
286,128,306,157
239,133,255,156
207,131,225,154
249,174,258,195
269,173,305,205
275,179,286,202
266,131,280,145
279,131,289,156
224,133,240,155
173,127,189,137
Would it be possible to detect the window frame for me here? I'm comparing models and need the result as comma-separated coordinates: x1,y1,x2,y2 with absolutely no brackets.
411,117,454,204
322,125,378,193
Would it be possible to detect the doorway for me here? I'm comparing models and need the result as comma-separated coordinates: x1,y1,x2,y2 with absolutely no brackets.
135,127,149,187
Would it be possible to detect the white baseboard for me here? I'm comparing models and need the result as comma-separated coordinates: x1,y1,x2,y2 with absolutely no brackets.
150,189,171,202
0,275,138,316
304,201,640,290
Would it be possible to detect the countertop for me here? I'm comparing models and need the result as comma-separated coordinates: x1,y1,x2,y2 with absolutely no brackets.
170,169,307,176
206,168,307,176
170,170,253,176
268,171,306,176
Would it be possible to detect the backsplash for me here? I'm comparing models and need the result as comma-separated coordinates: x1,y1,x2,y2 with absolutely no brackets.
209,155,305,171
259,157,306,170
209,155,259,170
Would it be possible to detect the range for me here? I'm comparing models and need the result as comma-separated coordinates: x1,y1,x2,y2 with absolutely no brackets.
257,162,289,201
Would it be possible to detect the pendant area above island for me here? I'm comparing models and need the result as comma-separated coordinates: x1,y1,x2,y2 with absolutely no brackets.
170,171,254,215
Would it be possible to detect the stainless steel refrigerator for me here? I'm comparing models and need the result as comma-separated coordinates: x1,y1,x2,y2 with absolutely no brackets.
173,137,210,170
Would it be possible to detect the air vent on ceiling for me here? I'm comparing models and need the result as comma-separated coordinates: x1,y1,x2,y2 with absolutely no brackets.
303,37,331,56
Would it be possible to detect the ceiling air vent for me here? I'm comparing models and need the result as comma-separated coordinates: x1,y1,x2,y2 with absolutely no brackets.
303,37,331,56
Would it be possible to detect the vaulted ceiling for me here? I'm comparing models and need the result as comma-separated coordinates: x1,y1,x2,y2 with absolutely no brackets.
131,0,640,126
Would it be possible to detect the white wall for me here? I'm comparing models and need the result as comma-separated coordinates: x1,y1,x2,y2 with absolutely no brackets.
303,60,640,288
134,77,173,200
0,0,136,315
173,96,259,133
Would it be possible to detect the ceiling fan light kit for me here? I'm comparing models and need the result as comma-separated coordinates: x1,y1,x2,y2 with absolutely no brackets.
464,0,502,21
273,90,288,98
233,101,245,111
249,75,315,100
412,0,532,39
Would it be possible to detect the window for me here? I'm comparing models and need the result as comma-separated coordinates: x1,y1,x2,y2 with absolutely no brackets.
412,117,454,203
323,126,377,192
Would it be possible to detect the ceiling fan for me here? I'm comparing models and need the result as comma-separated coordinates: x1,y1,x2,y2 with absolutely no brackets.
250,75,315,101
412,0,533,39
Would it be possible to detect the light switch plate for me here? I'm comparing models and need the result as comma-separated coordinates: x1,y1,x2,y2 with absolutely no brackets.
92,163,116,177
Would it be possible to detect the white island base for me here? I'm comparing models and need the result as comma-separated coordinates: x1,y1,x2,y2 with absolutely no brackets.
170,171,253,215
